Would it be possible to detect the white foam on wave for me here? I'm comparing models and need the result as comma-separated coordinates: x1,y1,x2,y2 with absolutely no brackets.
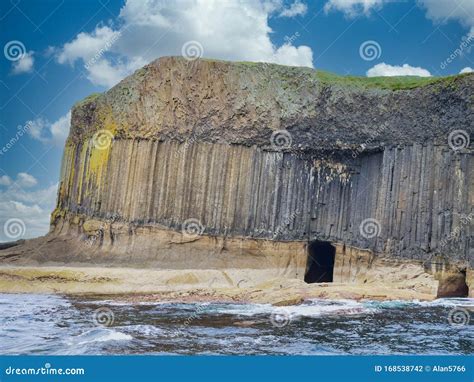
356,297,474,311
73,296,474,318
207,299,377,318
71,329,133,345
120,324,168,337
197,297,474,318
77,299,193,307
421,298,474,307
75,299,151,306
374,298,474,308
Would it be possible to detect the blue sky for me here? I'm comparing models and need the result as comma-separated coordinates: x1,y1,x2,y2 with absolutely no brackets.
0,0,473,241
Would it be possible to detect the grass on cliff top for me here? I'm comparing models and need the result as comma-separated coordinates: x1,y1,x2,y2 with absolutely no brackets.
73,60,470,108
73,92,101,108
315,70,428,90
236,60,469,91
314,70,467,91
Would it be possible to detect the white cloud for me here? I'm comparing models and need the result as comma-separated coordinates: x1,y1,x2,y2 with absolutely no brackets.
0,180,57,242
16,173,38,188
279,0,308,17
27,111,71,147
0,176,12,186
417,0,474,28
460,66,473,73
272,43,313,66
86,57,146,88
56,0,313,88
27,117,47,142
12,51,34,74
325,0,474,31
57,26,120,65
49,112,71,146
367,62,432,77
324,0,387,17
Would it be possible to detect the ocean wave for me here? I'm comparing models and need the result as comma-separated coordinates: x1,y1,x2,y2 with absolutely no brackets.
206,299,377,318
70,329,133,346
364,298,474,309
119,324,168,337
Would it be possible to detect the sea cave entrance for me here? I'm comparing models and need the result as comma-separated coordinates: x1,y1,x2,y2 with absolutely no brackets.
437,269,469,298
304,240,335,283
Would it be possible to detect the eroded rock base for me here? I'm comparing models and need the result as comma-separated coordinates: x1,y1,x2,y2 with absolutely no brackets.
1,215,470,300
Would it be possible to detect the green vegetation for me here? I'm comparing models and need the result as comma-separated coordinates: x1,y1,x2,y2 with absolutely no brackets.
314,70,469,91
73,92,101,108
235,58,470,91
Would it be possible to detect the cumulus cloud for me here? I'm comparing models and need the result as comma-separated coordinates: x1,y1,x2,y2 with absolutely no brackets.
87,57,146,88
0,173,38,188
57,26,120,66
279,0,308,17
367,63,432,77
460,66,473,73
27,112,71,147
326,0,474,32
0,179,57,242
0,175,12,186
417,0,474,29
16,173,38,188
324,0,388,17
11,51,34,74
56,0,313,88
418,0,474,52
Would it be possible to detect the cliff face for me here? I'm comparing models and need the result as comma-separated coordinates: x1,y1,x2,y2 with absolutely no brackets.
70,57,473,151
56,140,472,264
36,57,474,294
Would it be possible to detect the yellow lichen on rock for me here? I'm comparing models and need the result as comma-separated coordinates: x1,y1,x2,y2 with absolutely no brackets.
83,219,107,236
86,108,118,195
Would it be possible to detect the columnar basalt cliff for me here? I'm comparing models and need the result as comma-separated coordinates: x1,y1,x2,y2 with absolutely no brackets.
3,57,473,297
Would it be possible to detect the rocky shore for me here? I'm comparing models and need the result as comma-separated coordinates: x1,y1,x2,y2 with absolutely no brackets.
1,57,472,301
0,264,437,304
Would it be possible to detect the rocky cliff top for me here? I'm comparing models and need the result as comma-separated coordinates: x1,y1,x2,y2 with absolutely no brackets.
70,56,473,152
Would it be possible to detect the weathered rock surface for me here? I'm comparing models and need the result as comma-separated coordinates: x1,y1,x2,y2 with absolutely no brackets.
1,57,473,299
70,57,473,150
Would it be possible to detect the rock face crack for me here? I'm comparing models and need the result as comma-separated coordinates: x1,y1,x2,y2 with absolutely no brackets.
5,57,470,294
56,58,473,267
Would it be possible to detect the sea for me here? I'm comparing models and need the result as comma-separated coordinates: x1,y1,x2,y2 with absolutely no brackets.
1,294,473,355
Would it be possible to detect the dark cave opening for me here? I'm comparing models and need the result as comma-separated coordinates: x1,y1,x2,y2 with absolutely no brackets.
459,270,470,297
304,241,335,283
437,269,469,298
